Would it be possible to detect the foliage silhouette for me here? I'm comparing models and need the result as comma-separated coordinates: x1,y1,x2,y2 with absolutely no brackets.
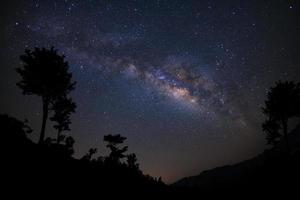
2,113,166,197
262,118,281,146
16,47,76,144
81,148,97,161
127,153,139,170
50,96,76,144
104,134,128,163
4,112,300,198
262,81,300,152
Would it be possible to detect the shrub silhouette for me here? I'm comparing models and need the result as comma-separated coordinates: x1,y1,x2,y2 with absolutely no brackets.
127,153,139,169
262,80,300,152
81,148,98,161
16,47,76,144
104,134,128,163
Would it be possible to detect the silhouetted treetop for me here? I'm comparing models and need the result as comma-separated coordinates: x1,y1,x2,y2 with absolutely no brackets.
104,134,128,163
81,148,97,161
16,47,76,144
16,47,75,99
127,153,139,169
263,81,300,119
262,80,300,151
104,134,127,145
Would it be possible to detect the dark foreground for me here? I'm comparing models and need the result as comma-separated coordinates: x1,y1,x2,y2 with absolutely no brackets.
3,114,300,198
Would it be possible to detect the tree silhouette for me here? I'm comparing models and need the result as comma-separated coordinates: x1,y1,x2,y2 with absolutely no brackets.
16,47,76,144
127,153,139,169
50,96,76,144
262,81,300,152
262,118,281,146
64,136,75,156
104,134,128,163
81,148,97,161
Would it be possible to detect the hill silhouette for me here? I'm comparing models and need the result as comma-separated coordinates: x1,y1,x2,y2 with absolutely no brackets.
4,113,300,198
172,124,300,197
2,114,169,197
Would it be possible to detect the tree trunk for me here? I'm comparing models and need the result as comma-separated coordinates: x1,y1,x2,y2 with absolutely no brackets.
38,98,49,144
283,119,290,154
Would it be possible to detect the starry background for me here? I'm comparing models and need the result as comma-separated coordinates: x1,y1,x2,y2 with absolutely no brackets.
0,0,299,183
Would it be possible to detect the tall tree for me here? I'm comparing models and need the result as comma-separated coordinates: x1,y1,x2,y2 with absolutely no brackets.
103,134,128,163
50,96,76,144
262,81,300,152
16,47,76,144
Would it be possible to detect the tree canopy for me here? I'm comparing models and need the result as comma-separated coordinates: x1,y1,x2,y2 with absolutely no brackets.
262,81,300,151
16,47,76,143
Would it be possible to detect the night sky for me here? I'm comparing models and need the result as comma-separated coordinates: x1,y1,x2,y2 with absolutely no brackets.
1,0,300,183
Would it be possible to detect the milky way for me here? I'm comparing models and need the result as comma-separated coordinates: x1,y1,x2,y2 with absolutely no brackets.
1,0,300,183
